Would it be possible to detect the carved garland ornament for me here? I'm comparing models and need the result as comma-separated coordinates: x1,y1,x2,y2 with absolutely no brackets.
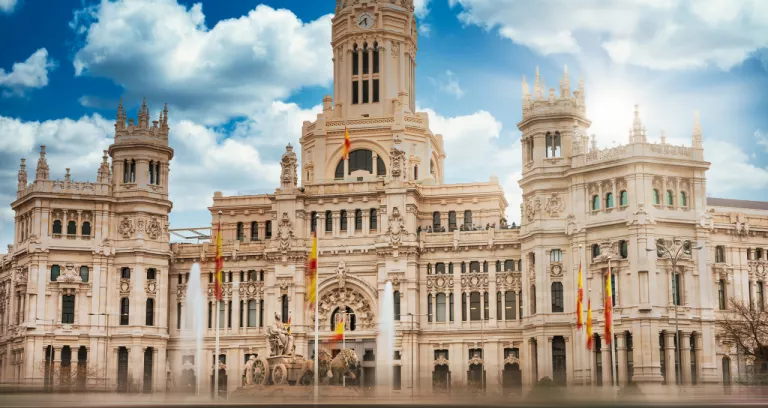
239,281,265,300
119,278,131,295
426,275,453,292
146,217,162,240
495,272,522,292
275,212,295,253
317,287,374,330
504,354,521,366
461,274,489,290
385,207,407,249
433,354,449,367
525,197,541,221
550,262,563,278
544,193,565,217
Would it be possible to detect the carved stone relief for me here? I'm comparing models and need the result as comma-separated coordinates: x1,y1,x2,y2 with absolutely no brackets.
544,194,565,217
119,217,135,238
316,287,374,330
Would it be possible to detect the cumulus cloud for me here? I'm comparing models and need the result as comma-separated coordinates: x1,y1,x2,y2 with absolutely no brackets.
450,0,768,70
431,70,465,99
421,107,522,223
71,0,333,124
414,0,431,19
0,48,56,96
704,139,768,196
757,130,768,152
0,0,17,13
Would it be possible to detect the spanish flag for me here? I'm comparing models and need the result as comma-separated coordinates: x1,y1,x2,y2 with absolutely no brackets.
306,232,318,309
604,265,613,344
576,261,584,330
343,125,351,160
332,317,344,341
286,312,292,334
586,299,593,350
214,220,224,301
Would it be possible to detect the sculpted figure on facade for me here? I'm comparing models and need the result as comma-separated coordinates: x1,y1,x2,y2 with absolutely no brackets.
390,142,407,181
266,312,295,356
147,217,162,240
119,217,135,238
385,207,407,248
275,212,295,252
337,260,347,290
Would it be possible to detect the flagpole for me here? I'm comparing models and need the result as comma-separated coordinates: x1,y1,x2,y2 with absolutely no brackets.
214,211,222,399
577,245,583,385
342,315,346,388
608,257,618,387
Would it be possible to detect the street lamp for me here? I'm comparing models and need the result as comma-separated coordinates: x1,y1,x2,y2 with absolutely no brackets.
36,318,54,391
470,306,485,392
400,313,431,397
647,237,702,387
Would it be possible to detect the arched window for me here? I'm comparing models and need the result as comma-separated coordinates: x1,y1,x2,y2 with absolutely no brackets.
310,211,317,233
79,266,89,283
149,160,155,185
340,210,348,231
369,209,377,231
449,263,454,274
427,263,432,275
530,285,537,315
265,221,272,239
592,244,600,259
330,306,356,330
718,280,726,310
394,291,400,321
50,265,60,281
469,261,480,273
373,42,380,74
146,268,156,280
620,191,628,206
121,267,131,279
427,294,433,322
461,293,467,321
464,210,473,229
666,190,674,206
362,43,369,75
505,291,516,320
591,195,600,211
504,260,515,271
432,211,441,231
544,131,561,158
461,262,466,274
436,293,446,322
619,240,628,259
52,219,62,235
653,189,661,205
552,336,567,385
236,222,244,241
123,159,130,183
62,295,75,324
250,221,258,241
483,261,489,272
81,221,91,237
449,293,454,322
335,149,385,178
120,298,130,325
146,298,155,326
551,282,564,313
325,211,333,232
67,220,77,235
413,165,418,180
448,211,457,231
715,246,725,263
155,162,161,186
605,193,614,208
352,43,359,75
680,192,688,207
355,209,363,231
248,300,258,327
130,160,136,183
435,263,445,274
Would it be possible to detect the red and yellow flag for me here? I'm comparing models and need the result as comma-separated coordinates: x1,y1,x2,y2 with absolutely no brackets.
586,299,593,350
286,312,292,334
306,231,318,309
214,220,224,301
576,261,584,330
343,125,351,160
604,264,613,344
332,317,344,341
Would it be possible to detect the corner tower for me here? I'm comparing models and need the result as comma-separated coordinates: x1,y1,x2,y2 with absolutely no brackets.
332,0,418,118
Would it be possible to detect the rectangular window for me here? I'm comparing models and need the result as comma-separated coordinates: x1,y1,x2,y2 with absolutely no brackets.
239,300,244,328
672,273,681,306
177,303,182,329
372,79,380,103
484,292,490,320
340,210,348,231
461,294,467,321
436,293,446,322
449,293,454,322
352,81,359,105
373,48,379,73
310,212,317,233
362,80,369,104
62,295,75,324
259,299,264,327
759,281,765,312
228,300,233,328
496,292,502,320
248,300,257,327
370,209,377,231
427,294,433,322
718,280,726,310
505,291,516,320
550,249,563,262
470,292,481,321
352,50,359,75
363,49,369,74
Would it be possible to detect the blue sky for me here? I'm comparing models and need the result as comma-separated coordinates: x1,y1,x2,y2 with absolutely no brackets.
0,0,767,246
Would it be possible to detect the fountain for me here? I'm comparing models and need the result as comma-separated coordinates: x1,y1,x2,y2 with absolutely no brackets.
178,263,205,396
376,281,395,395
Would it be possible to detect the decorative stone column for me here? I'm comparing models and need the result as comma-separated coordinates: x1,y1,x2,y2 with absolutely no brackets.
601,339,612,386
681,332,692,385
665,331,676,385
616,333,628,386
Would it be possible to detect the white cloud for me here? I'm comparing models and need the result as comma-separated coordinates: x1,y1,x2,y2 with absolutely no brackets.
421,107,522,223
0,0,17,13
450,0,768,70
0,48,56,96
704,139,768,196
757,130,768,152
432,70,465,99
414,0,431,19
71,0,333,124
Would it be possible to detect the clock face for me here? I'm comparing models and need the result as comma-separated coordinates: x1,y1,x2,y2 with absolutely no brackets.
357,11,375,29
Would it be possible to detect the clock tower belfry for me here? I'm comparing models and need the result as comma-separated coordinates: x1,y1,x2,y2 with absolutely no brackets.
332,0,418,118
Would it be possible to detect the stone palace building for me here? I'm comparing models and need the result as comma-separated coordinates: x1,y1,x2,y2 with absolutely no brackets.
1,0,768,395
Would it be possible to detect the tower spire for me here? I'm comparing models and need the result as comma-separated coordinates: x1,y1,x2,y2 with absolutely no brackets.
17,158,27,192
35,145,50,181
561,64,571,98
630,104,646,143
692,110,703,148
534,66,542,99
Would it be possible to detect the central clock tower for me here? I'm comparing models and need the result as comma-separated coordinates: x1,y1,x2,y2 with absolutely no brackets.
332,0,418,118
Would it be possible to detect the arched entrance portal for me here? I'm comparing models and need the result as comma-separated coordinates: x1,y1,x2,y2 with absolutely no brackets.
502,349,522,394
467,349,485,390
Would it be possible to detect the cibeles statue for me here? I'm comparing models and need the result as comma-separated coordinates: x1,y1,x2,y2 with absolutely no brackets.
266,312,295,356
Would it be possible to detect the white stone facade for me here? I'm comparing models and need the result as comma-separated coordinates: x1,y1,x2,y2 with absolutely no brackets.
1,0,767,395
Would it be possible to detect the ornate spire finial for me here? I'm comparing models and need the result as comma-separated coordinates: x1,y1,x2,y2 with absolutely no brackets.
17,158,27,191
521,75,529,98
692,109,703,148
534,67,542,99
65,168,71,182
35,145,50,181
630,104,646,144
98,150,111,184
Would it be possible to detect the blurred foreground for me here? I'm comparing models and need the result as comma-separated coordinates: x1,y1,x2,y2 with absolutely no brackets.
2,385,768,408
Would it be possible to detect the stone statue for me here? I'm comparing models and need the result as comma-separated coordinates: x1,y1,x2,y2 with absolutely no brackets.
165,359,174,389
243,355,256,385
267,312,295,356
